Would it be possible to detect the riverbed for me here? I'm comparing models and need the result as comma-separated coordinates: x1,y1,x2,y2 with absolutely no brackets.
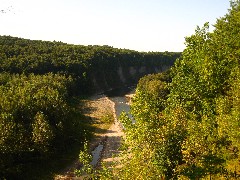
91,86,135,167
55,87,135,179
106,86,134,119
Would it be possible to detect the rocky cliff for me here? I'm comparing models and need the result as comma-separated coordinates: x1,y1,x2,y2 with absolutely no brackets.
90,64,171,93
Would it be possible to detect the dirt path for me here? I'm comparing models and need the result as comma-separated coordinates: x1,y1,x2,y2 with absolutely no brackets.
55,94,124,179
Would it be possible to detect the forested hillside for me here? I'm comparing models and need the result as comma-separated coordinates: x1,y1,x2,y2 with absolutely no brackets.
109,1,240,179
0,36,180,94
0,36,179,178
4,1,239,179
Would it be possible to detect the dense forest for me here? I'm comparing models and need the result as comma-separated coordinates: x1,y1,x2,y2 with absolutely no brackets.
0,36,180,94
0,34,179,178
94,1,240,179
2,0,239,179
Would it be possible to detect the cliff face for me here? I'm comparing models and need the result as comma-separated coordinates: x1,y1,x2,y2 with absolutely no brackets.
90,64,171,93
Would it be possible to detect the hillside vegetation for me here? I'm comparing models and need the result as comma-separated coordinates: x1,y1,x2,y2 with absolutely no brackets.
0,36,178,178
105,1,240,179
0,36,180,94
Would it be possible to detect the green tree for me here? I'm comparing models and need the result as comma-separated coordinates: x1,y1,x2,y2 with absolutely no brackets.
102,1,240,179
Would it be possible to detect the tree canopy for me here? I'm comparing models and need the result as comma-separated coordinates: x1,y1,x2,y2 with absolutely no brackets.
106,1,240,179
0,33,178,178
0,36,180,94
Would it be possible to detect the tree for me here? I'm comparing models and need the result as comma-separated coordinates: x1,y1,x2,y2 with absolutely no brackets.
102,1,240,179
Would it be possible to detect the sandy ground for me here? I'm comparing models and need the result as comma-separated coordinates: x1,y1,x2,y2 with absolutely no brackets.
55,94,124,179
86,94,124,169
100,114,124,167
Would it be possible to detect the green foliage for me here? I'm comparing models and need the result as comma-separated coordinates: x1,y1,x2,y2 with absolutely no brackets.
75,142,114,180
174,1,240,178
167,1,240,178
113,72,172,179
0,36,180,95
0,36,179,178
0,73,86,178
98,1,240,179
32,112,54,152
0,33,180,179
75,142,95,179
0,30,181,178
0,36,179,179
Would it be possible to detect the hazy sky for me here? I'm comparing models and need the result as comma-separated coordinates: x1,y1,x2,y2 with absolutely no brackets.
0,0,230,52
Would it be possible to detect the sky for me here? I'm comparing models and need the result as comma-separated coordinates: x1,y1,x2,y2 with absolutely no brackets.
0,0,230,52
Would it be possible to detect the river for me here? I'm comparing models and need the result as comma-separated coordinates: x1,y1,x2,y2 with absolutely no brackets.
105,86,135,119
90,86,135,167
